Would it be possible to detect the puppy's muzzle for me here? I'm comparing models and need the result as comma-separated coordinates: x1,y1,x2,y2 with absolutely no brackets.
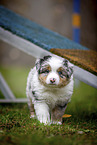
50,78,56,84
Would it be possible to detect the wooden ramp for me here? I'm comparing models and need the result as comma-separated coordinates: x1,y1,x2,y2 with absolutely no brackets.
0,6,97,102
50,49,97,76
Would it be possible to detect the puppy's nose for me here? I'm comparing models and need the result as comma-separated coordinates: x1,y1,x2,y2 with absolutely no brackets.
50,78,56,83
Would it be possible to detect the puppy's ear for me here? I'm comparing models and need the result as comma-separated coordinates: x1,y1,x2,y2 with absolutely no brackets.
63,59,68,67
63,59,74,78
66,66,73,78
35,58,41,72
35,55,51,72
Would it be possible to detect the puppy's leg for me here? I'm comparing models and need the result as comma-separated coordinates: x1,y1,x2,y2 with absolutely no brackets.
34,102,50,124
26,69,35,118
51,104,67,125
26,89,35,118
27,96,35,118
29,98,35,118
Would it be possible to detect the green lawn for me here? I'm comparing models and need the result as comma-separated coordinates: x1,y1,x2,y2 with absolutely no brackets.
0,66,97,145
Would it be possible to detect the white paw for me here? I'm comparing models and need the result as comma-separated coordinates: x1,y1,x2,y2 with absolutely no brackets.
51,121,62,125
30,114,35,118
37,114,50,125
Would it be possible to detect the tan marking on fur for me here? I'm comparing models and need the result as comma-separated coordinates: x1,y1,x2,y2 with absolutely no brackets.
38,65,51,85
45,65,51,71
58,76,70,88
57,67,70,88
57,67,64,72
29,98,35,117
39,74,48,85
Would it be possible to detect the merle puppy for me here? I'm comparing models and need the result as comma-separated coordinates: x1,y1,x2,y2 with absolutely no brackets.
26,55,73,125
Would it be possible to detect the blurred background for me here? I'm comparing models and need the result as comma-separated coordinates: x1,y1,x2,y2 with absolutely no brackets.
0,3,97,144
0,0,97,67
0,0,97,99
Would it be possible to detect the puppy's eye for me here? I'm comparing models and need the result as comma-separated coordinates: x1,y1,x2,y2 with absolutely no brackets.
45,70,49,73
58,71,66,78
58,71,62,75
40,69,49,74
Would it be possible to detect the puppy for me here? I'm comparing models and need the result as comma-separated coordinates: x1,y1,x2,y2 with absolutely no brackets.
26,55,73,125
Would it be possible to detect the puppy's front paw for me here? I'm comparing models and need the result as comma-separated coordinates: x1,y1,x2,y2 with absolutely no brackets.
30,114,35,118
51,121,62,125
37,114,50,125
34,102,50,125
30,111,35,118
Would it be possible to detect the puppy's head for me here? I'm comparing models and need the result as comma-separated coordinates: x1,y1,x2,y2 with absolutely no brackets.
35,55,73,88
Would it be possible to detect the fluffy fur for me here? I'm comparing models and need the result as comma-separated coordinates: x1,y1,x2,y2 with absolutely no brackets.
26,55,74,125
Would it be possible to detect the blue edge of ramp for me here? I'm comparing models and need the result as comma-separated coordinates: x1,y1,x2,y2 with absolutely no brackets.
0,5,89,51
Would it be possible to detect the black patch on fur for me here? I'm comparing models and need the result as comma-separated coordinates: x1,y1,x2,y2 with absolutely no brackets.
32,91,38,100
32,91,42,101
66,67,73,78
63,59,68,67
32,91,35,95
40,55,51,66
36,55,51,74
63,59,73,79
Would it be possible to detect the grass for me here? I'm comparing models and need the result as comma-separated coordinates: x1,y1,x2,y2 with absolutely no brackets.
0,66,97,145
